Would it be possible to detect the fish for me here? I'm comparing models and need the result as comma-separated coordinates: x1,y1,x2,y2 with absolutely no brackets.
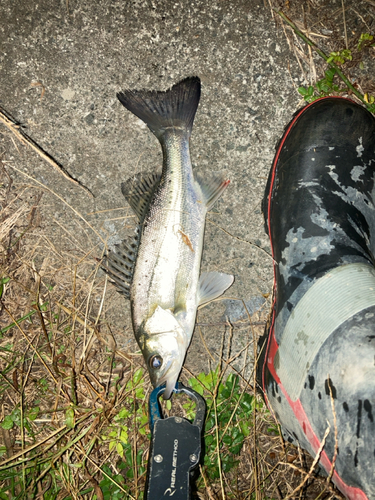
103,76,234,399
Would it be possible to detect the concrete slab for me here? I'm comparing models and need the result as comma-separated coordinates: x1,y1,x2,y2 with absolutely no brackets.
0,0,303,377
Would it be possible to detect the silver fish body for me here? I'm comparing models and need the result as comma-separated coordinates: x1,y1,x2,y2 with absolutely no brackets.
105,77,233,398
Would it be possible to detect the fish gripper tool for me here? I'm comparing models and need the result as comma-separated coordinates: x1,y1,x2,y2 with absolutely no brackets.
145,382,206,500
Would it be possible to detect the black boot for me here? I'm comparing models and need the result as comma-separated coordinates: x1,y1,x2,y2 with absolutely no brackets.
257,97,375,500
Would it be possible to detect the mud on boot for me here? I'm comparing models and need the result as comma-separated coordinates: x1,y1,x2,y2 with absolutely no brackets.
257,97,375,500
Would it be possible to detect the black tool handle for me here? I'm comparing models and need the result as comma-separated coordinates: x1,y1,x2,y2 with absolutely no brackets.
145,383,206,500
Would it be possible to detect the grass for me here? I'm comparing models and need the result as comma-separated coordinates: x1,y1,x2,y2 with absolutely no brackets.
0,169,344,499
276,10,375,109
271,0,375,110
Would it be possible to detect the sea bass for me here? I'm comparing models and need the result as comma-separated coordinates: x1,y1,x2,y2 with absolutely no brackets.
104,77,234,399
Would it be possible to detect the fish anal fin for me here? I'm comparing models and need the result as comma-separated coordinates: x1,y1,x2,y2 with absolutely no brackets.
121,171,161,222
198,271,234,307
195,172,230,211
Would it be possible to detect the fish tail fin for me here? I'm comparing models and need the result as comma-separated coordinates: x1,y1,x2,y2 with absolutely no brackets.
117,76,201,139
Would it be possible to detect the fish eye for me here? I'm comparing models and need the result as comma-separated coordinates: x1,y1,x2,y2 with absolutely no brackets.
149,355,163,370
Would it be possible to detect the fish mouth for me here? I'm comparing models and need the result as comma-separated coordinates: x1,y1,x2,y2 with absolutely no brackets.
161,373,179,400
151,358,182,400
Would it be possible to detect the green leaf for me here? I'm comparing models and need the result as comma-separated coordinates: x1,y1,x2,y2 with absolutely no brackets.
231,427,240,440
325,68,336,81
205,416,215,431
65,407,75,429
240,393,253,412
193,382,204,396
27,406,40,421
116,442,124,457
117,408,130,420
205,434,214,447
1,415,14,430
11,408,21,426
135,387,144,399
298,86,308,96
239,421,251,437
222,455,238,473
221,387,231,399
230,443,243,454
0,277,10,299
222,434,232,446
133,368,144,386
120,429,128,444
225,373,238,392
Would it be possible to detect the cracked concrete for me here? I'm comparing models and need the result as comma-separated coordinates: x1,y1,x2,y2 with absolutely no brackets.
0,0,304,376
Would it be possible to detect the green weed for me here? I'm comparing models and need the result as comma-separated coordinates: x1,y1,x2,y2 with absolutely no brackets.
297,47,354,103
83,368,263,500
187,369,256,481
0,300,49,337
278,9,375,113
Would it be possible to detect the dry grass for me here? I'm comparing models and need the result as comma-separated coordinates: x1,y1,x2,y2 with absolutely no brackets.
0,163,345,499
0,166,147,498
269,0,375,100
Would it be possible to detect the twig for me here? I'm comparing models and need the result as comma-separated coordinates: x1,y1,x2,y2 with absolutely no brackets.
207,218,273,260
34,275,53,356
2,303,58,385
0,106,93,197
276,10,375,111
213,376,225,500
7,165,106,245
83,453,135,500
55,301,133,363
84,468,104,500
342,0,348,50
283,422,330,499
326,375,338,484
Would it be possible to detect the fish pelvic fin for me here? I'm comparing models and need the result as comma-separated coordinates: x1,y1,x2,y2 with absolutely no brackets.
197,271,234,307
195,172,230,211
117,76,201,140
121,171,161,222
101,227,140,298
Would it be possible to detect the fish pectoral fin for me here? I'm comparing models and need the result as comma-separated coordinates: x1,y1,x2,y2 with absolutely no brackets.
194,172,230,211
197,271,234,306
102,227,140,298
121,172,161,222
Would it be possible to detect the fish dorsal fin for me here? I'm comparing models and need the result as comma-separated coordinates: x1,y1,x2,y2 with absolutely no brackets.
197,271,234,306
195,172,230,211
101,228,140,298
121,172,161,222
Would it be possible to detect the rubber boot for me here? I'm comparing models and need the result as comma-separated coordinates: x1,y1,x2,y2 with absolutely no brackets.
257,97,375,500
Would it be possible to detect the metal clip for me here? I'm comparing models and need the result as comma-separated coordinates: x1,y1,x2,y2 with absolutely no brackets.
148,381,206,431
